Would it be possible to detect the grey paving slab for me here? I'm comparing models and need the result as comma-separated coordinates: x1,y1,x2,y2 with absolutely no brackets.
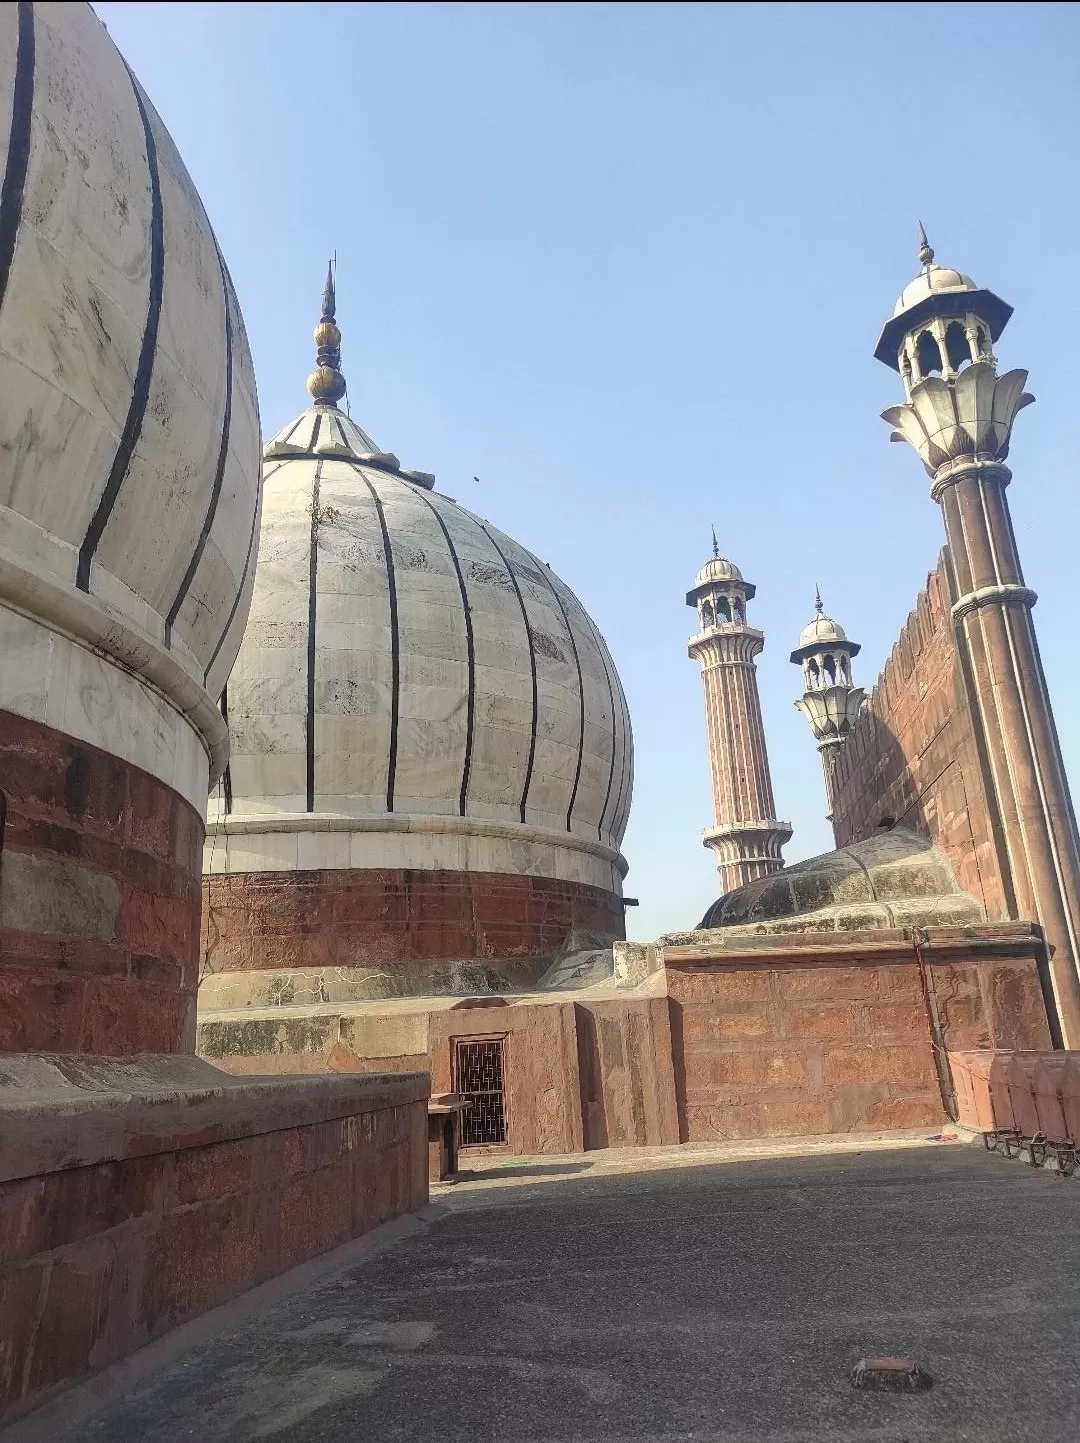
70,1146,1080,1441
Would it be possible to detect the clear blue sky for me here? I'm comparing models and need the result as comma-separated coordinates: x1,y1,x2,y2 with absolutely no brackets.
97,1,1080,941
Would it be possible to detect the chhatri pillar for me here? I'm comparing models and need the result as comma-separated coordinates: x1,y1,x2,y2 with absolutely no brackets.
876,226,1080,1043
687,535,791,894
791,589,865,831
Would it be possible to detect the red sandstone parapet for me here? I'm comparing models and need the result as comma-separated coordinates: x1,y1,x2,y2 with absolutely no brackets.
661,924,1052,1142
0,1057,429,1426
949,1048,1080,1138
829,553,1010,924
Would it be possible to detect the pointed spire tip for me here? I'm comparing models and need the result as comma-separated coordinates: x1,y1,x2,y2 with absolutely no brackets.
917,221,934,268
321,258,336,321
814,584,823,615
307,258,346,407
711,524,719,560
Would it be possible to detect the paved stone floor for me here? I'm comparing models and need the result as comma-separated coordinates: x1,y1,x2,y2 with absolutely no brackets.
64,1143,1080,1440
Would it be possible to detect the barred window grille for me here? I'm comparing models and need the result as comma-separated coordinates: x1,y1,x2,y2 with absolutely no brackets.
454,1037,507,1146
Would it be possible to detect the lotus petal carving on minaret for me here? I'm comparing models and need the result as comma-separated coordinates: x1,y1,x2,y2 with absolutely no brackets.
882,362,1034,475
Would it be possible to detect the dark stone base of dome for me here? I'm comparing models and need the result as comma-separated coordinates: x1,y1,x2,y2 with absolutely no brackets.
200,868,626,998
0,710,202,1054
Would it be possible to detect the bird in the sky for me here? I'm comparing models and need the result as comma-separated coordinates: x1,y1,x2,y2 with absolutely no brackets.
474,475,480,483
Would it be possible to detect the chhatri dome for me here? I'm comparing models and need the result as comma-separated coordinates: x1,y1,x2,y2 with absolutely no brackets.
692,529,744,588
795,589,849,649
891,225,978,317
875,224,1013,373
203,274,634,996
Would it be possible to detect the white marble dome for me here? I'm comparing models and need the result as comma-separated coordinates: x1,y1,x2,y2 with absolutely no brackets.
797,613,848,648
893,265,978,318
0,3,261,781
694,556,743,587
216,402,633,861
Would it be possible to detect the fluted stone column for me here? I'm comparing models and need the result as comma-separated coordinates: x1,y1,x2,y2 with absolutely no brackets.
687,550,791,895
877,232,1080,1041
936,458,1080,1040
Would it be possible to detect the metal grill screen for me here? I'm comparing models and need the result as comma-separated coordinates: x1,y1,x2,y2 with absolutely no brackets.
454,1038,507,1146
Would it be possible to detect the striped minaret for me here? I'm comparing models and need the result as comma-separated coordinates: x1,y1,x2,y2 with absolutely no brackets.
876,225,1080,1043
687,536,792,895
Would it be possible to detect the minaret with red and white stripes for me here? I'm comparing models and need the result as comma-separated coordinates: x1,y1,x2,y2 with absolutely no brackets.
687,534,792,896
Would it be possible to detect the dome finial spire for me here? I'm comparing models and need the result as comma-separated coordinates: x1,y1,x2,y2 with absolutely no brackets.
306,257,347,407
321,258,335,322
711,524,719,560
918,221,934,269
814,584,824,615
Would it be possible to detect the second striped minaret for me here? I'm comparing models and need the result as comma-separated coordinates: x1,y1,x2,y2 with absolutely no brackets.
687,537,792,895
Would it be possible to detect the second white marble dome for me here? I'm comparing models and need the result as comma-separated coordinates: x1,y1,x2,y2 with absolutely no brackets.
219,405,633,851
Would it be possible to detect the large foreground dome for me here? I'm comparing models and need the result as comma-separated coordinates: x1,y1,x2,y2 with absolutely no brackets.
0,3,261,784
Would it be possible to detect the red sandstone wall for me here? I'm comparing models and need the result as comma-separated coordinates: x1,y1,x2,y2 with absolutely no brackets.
830,552,1010,922
428,1001,584,1155
666,941,1051,1143
574,1000,680,1150
0,713,202,1054
201,868,625,979
0,1074,427,1425
203,996,682,1157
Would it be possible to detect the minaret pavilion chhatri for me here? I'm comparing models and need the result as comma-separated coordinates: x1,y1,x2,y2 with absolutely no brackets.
687,535,791,894
875,226,1080,1041
201,274,634,999
791,589,864,828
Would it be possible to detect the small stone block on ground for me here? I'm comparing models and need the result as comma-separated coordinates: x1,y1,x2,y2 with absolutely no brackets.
851,1356,933,1391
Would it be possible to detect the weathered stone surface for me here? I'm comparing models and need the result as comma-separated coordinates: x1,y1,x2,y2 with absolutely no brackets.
0,1059,429,1425
697,826,984,933
200,868,625,993
0,852,120,939
665,925,1051,1144
831,555,1009,924
0,712,202,1055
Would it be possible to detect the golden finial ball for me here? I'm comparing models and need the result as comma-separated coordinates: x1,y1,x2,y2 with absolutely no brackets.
313,319,341,349
306,365,346,404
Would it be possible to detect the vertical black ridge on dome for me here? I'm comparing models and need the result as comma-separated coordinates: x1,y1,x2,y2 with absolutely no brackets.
305,461,323,813
202,460,282,690
608,657,634,841
281,413,306,445
478,522,538,824
0,1,34,318
359,473,400,812
219,685,232,814
76,67,165,592
417,493,476,816
526,548,586,833
574,602,620,843
164,246,234,647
